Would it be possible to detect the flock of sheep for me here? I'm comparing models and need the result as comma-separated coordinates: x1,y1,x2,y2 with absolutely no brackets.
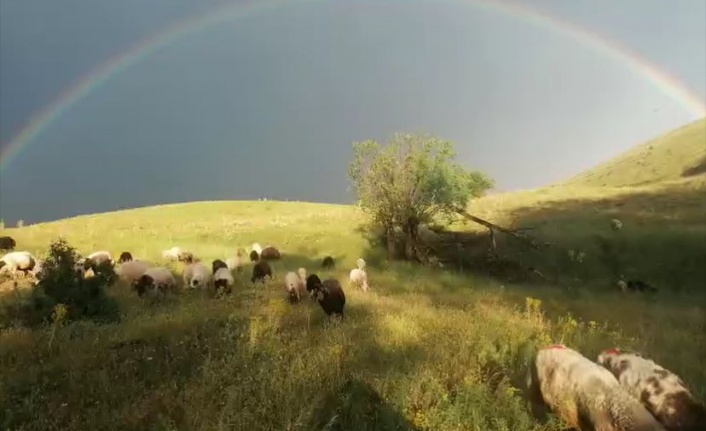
0,236,371,319
529,344,705,431
2,234,706,430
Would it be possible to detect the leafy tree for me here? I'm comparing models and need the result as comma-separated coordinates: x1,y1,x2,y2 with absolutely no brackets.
349,133,493,261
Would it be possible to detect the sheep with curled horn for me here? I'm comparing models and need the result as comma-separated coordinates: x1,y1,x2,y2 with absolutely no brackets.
598,348,706,431
528,344,666,431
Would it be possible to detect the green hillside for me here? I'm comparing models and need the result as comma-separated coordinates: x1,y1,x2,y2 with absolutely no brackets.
564,117,706,187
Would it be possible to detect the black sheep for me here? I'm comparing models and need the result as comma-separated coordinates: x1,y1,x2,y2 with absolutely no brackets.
249,250,259,262
118,251,133,263
251,260,272,283
306,274,346,317
260,246,281,261
627,279,657,293
0,236,16,251
212,259,228,274
321,256,335,270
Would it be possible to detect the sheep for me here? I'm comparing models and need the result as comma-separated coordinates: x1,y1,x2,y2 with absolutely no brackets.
0,251,36,277
132,266,177,298
252,243,263,255
115,259,154,283
83,250,114,272
178,250,195,263
212,259,228,274
528,344,666,431
260,246,281,261
226,249,246,272
183,262,212,289
249,250,259,262
306,274,346,318
348,258,369,292
214,267,235,294
618,277,658,293
321,256,335,270
118,251,133,263
306,273,322,300
162,246,182,261
283,267,307,303
251,260,272,284
597,348,706,431
0,236,16,251
611,218,623,231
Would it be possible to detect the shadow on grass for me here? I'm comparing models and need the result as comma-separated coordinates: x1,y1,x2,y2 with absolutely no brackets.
683,156,706,177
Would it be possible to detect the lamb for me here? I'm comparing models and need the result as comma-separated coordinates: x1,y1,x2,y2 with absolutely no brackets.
213,267,235,294
183,262,212,289
0,236,16,251
115,259,154,283
306,275,346,317
283,267,307,302
162,246,182,261
118,251,133,263
348,258,369,292
226,249,245,272
132,266,177,298
321,256,335,270
212,259,228,274
0,251,36,276
528,344,666,431
251,260,272,283
260,245,281,261
597,348,706,431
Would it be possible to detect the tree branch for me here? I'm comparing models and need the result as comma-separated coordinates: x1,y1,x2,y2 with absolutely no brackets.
452,206,546,250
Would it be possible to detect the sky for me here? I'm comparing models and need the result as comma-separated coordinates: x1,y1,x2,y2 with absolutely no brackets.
0,0,704,224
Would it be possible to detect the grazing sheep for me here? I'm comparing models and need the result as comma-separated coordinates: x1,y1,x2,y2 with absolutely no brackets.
118,251,133,263
132,266,177,298
183,262,212,289
178,250,195,263
260,246,281,261
249,250,259,262
283,267,307,303
226,249,246,272
252,243,263,255
306,273,322,300
618,277,658,293
30,259,45,284
0,236,16,251
162,246,182,261
251,260,272,284
115,260,154,283
529,344,666,431
212,259,228,274
321,256,335,270
306,275,346,317
84,250,114,271
348,258,369,292
0,251,36,276
611,218,623,231
598,348,706,431
214,267,235,294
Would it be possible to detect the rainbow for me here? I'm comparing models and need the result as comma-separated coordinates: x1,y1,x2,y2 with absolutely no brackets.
2,0,704,172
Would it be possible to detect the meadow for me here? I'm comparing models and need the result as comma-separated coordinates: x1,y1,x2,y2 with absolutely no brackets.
1,119,705,430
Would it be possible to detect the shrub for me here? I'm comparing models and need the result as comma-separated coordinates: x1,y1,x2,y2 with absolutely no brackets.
0,238,120,328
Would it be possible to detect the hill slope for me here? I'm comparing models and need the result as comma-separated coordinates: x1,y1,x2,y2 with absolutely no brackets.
563,117,706,188
2,194,705,430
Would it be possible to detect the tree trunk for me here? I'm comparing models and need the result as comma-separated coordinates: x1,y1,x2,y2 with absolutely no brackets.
403,220,422,262
385,224,397,259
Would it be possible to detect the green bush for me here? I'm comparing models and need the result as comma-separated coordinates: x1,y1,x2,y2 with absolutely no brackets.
1,238,120,328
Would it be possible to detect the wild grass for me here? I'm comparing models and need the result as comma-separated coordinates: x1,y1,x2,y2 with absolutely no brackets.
1,190,705,430
563,117,706,188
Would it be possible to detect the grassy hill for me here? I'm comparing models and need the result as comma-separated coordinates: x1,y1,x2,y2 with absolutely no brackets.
563,117,706,188
2,188,705,430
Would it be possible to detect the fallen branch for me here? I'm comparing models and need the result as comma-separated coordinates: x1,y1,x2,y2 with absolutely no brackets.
452,206,546,250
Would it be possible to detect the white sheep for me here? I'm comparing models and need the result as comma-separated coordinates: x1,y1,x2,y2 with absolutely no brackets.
611,218,623,231
251,243,263,255
213,267,235,294
133,266,177,298
115,260,154,283
226,249,245,272
529,344,666,431
183,262,212,289
86,250,114,267
0,251,37,277
162,246,182,261
597,348,706,431
283,267,307,302
348,258,369,292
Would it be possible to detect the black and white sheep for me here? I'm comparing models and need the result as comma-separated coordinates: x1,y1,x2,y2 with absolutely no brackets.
0,251,36,277
183,262,212,289
212,259,228,274
0,236,16,251
260,245,281,261
132,266,177,298
348,258,369,292
306,274,346,317
251,260,272,284
118,251,133,263
83,250,114,273
213,267,235,294
321,256,335,270
528,344,666,431
597,348,706,431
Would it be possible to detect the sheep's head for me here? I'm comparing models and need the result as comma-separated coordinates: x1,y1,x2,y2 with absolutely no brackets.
356,258,366,270
133,274,154,297
252,243,262,254
74,260,87,278
297,267,307,281
119,251,133,263
212,259,227,274
249,250,259,262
